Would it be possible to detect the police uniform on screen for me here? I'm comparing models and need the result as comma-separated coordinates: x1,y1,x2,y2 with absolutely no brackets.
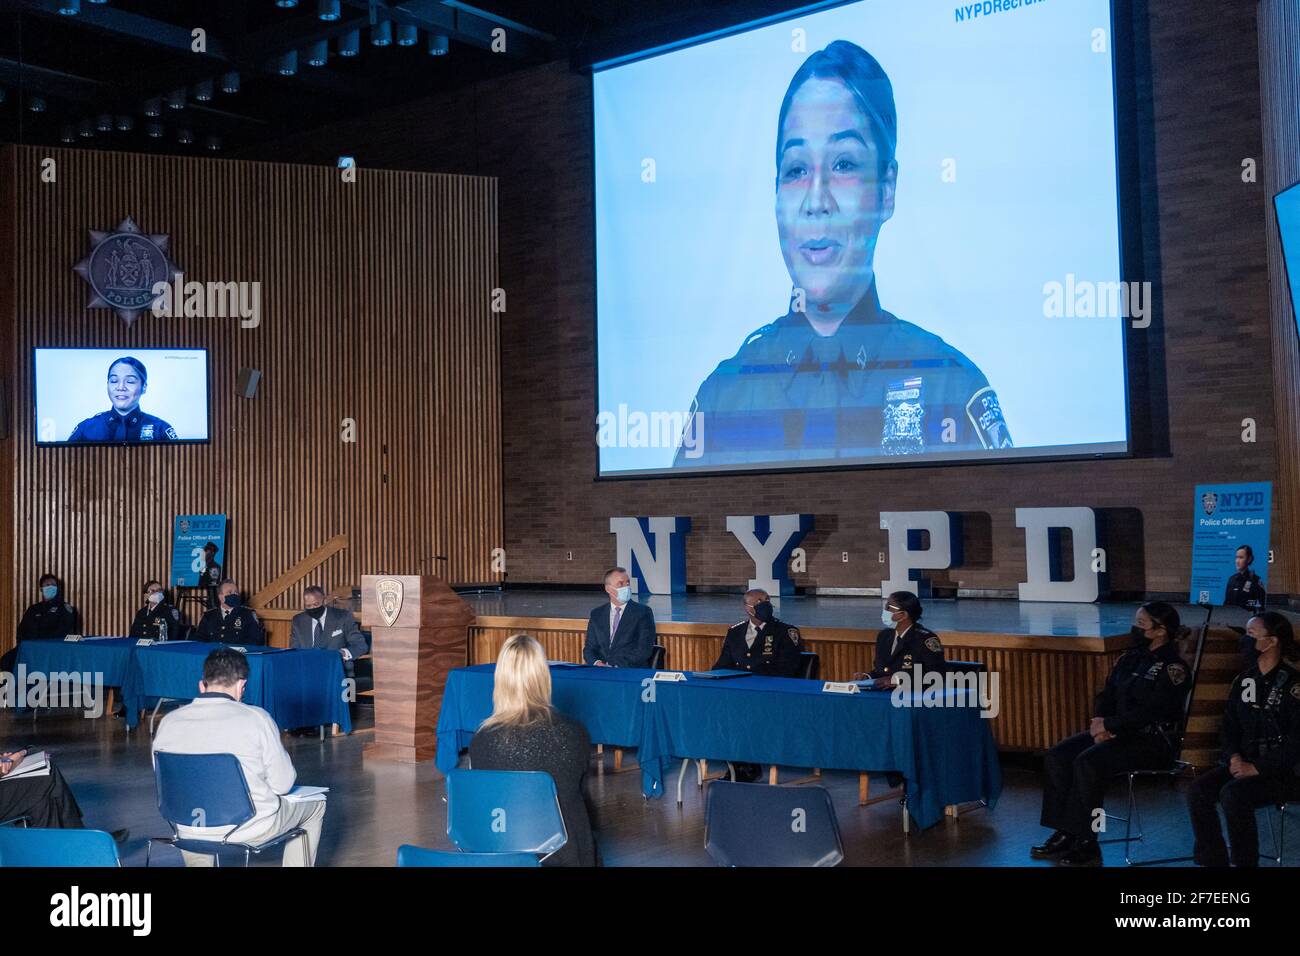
672,285,1011,467
713,616,803,677
130,601,181,640
870,621,945,679
67,408,178,443
195,604,265,645
1224,569,1266,611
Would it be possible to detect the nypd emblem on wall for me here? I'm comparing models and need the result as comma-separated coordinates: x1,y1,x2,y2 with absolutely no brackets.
73,217,178,326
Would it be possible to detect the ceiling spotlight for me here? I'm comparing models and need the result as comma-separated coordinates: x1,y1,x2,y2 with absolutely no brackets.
167,87,186,110
221,72,240,94
88,0,108,4
146,122,164,138
305,40,328,66
96,113,112,132
78,118,94,138
205,135,222,151
428,33,449,56
193,79,214,102
338,29,360,57
397,24,418,47
57,0,80,15
115,114,133,131
28,95,46,112
177,128,193,145
318,0,340,20
61,125,75,143
276,49,298,75
371,19,392,46
143,97,161,117
274,0,298,7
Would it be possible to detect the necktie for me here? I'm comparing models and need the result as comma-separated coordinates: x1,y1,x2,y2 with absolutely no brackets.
313,618,321,647
611,606,623,649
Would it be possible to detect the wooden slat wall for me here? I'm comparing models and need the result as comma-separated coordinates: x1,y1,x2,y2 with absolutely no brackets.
1258,0,1300,595
467,617,1129,753
0,145,501,653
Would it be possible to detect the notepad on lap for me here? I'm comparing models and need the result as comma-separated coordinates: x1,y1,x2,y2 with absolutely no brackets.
1,751,50,781
283,785,329,803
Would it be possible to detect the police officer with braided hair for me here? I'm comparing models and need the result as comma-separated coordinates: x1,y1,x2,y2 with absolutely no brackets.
1187,611,1300,867
674,40,1009,469
67,356,178,443
859,590,944,684
1032,602,1189,866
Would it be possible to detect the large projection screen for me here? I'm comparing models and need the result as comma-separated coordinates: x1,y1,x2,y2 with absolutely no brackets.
594,0,1129,477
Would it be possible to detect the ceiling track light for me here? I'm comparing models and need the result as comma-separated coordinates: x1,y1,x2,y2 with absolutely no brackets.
114,114,133,131
78,118,94,138
205,135,222,151
146,122,164,138
167,87,186,110
177,128,193,145
338,29,360,57
61,125,75,143
305,39,328,66
428,33,449,56
318,0,340,21
397,23,418,47
371,19,392,46
143,97,162,117
276,49,298,75
28,95,46,113
221,72,240,94
57,0,80,15
193,78,214,102
274,0,298,7
96,113,112,132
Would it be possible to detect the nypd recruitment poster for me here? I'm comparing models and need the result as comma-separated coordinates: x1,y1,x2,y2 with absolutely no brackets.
171,513,227,588
1188,482,1271,605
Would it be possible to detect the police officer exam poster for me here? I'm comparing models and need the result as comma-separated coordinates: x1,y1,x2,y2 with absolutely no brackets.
593,0,1129,475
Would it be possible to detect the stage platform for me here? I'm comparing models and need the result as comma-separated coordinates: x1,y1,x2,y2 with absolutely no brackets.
455,590,1249,762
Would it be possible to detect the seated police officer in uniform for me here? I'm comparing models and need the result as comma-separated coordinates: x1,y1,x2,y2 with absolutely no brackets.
290,585,367,674
674,40,1010,469
67,356,178,443
714,589,804,782
1032,602,1188,866
1187,612,1300,867
1223,544,1266,612
855,591,943,687
1,573,82,674
130,579,182,640
582,567,656,669
195,579,265,646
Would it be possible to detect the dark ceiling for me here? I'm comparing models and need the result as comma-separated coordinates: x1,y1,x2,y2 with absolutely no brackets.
0,0,815,155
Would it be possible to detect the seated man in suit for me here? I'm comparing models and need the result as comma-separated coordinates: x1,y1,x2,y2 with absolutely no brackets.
859,590,944,687
152,648,326,867
290,586,367,674
582,567,656,668
195,579,265,646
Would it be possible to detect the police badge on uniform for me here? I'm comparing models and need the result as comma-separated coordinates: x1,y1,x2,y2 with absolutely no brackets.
882,376,924,455
165,427,178,440
789,626,801,646
965,387,1013,450
1168,663,1187,686
1290,683,1300,701
141,424,154,440
924,635,942,653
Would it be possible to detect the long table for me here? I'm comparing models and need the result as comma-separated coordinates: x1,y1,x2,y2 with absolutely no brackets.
16,637,139,693
436,664,1001,830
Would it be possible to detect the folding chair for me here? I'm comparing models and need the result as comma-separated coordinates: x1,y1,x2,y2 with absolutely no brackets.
397,845,540,867
444,768,567,862
705,781,843,867
0,827,120,867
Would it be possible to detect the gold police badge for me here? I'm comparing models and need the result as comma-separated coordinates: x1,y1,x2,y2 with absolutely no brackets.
376,578,404,627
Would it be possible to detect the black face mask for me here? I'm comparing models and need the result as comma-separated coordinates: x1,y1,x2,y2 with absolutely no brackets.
306,607,326,620
1131,625,1150,642
224,594,241,609
754,601,774,624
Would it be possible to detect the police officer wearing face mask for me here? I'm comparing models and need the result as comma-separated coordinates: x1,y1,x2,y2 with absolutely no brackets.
583,567,657,668
1032,602,1188,866
859,591,943,685
0,574,83,673
714,589,803,677
195,579,265,646
1223,544,1267,612
1187,612,1300,867
130,579,181,640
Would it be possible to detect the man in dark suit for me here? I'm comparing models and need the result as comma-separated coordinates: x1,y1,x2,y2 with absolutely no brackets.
195,579,265,646
290,585,367,675
583,567,656,668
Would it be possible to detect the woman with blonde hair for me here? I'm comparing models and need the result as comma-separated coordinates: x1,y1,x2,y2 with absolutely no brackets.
468,635,597,866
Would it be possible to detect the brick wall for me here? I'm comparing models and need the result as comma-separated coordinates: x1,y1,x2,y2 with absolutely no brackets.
241,1,1289,598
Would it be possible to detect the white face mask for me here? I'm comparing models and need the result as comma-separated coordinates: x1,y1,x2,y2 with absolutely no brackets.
882,609,897,627
615,585,632,604
148,591,164,605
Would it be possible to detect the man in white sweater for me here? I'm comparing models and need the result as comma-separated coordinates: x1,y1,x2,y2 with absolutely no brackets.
152,647,327,866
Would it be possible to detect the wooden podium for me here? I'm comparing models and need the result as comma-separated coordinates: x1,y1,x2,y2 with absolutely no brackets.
360,575,475,762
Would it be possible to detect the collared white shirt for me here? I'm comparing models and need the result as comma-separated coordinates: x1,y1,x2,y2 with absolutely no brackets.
745,620,760,648
889,622,914,656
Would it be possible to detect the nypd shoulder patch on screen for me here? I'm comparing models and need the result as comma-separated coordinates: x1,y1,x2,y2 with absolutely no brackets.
965,387,1013,450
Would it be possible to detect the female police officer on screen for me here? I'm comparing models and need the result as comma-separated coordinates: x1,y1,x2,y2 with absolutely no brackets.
67,356,178,443
674,40,1010,468
1187,612,1300,867
1031,603,1189,866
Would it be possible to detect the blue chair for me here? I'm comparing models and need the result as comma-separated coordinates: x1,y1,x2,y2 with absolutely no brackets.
705,780,844,867
445,769,567,861
0,817,28,828
148,752,308,867
0,827,120,867
396,845,540,867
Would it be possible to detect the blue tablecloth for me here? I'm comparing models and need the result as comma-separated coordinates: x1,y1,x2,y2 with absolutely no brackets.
15,637,139,690
120,642,352,734
436,665,1001,830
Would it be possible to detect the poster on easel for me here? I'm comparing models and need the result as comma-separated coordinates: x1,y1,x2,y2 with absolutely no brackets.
171,514,228,589
1188,483,1270,608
